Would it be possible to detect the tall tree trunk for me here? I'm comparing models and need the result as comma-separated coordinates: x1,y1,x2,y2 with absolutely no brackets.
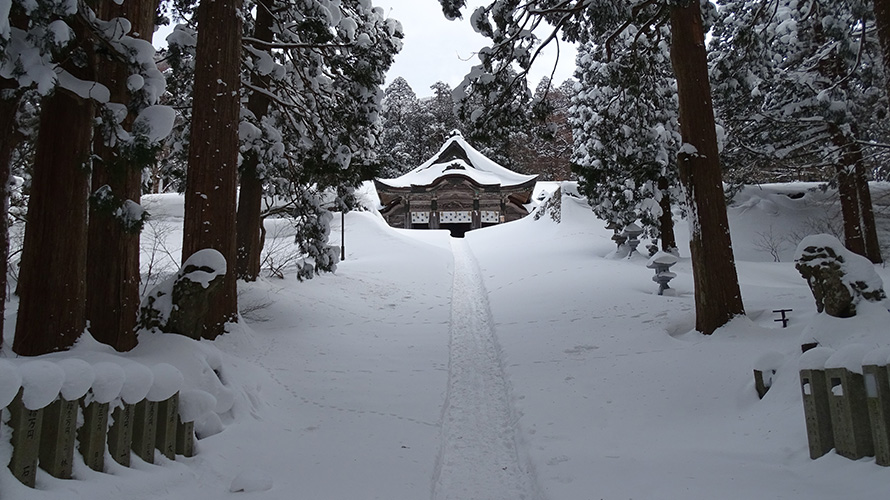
835,163,865,256
875,0,890,106
13,90,94,355
657,176,677,253
182,0,242,339
0,79,22,351
855,162,882,264
669,1,744,334
236,0,274,281
86,0,158,352
829,125,881,262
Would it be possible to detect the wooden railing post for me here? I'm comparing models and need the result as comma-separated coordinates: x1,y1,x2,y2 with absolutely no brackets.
39,396,79,478
78,399,110,471
156,393,179,460
131,399,158,464
7,389,42,487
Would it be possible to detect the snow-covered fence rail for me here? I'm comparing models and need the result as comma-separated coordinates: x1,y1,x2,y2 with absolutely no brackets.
799,345,890,466
0,359,198,487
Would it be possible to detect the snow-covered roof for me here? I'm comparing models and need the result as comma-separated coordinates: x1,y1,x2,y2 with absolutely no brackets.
377,131,537,188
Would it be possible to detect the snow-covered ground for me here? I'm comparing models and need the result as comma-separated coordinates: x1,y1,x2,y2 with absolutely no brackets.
2,182,890,499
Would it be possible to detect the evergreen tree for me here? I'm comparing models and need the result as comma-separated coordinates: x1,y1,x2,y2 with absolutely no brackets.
570,24,681,250
180,0,242,340
167,0,402,283
3,0,170,354
710,0,886,263
439,0,744,334
86,0,162,352
379,77,423,176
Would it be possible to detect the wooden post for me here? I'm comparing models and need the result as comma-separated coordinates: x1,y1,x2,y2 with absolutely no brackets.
78,400,110,471
155,394,178,460
7,389,43,487
864,363,890,466
175,419,196,457
826,367,874,460
132,399,158,463
108,403,135,467
800,368,834,459
39,396,78,478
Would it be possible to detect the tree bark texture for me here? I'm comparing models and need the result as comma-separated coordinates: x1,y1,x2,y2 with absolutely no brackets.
13,91,94,355
86,0,159,352
875,0,890,111
0,79,22,350
182,0,243,339
669,1,745,334
657,176,677,252
829,125,882,263
236,0,274,281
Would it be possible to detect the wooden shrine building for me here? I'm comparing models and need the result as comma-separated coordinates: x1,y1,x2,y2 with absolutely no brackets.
375,131,538,237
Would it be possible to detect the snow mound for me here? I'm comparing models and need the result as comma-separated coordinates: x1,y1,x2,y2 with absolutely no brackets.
147,363,184,402
825,344,871,374
0,360,21,407
57,358,95,401
91,362,126,404
19,360,64,409
120,363,154,405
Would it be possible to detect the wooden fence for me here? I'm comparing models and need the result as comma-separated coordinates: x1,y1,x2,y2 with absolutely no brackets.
1,360,196,487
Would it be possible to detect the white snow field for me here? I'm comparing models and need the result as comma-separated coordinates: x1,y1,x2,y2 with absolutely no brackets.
2,181,890,499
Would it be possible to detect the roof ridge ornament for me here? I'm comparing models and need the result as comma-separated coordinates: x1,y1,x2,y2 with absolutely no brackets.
449,129,463,137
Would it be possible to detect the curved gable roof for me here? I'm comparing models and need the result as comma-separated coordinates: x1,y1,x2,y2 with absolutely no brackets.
377,131,538,189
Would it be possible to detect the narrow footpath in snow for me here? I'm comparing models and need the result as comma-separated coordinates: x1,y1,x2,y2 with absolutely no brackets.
432,239,541,500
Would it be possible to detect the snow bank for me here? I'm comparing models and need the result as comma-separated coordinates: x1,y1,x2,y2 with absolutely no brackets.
229,469,273,493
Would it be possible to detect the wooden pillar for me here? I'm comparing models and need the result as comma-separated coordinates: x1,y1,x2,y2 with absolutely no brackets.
156,394,178,460
7,390,42,487
39,396,78,478
78,400,110,471
108,403,135,467
132,399,158,463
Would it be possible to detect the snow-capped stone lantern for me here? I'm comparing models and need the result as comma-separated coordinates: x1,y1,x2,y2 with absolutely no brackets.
622,222,644,256
605,221,626,249
647,251,678,295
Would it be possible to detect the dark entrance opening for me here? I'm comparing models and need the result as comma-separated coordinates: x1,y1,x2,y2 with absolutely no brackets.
441,223,472,238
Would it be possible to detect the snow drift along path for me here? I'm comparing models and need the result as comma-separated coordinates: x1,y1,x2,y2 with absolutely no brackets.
432,239,541,500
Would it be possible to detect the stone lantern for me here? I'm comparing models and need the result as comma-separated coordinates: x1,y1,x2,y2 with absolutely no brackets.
622,222,643,256
647,251,678,295
605,221,626,250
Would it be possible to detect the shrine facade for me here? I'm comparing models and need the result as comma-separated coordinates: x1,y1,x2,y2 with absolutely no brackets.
375,132,538,237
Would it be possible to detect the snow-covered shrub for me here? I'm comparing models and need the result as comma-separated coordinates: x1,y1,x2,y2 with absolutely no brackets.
794,234,886,318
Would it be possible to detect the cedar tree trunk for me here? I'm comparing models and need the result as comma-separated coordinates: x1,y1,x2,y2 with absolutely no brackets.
829,125,881,263
236,0,274,281
182,0,242,339
669,1,745,334
855,162,882,264
657,176,677,253
0,79,22,350
13,90,94,355
875,0,890,111
86,0,158,352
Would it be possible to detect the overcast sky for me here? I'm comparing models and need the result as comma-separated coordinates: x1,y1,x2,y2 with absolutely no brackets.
372,0,577,97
